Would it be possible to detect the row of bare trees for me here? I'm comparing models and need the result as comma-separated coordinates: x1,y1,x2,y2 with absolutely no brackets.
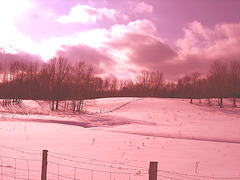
175,60,240,107
0,57,240,110
0,57,96,111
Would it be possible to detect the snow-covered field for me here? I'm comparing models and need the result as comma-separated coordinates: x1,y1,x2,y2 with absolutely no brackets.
0,97,240,180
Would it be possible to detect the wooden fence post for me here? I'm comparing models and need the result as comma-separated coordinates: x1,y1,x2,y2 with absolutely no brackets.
149,161,158,180
41,150,48,180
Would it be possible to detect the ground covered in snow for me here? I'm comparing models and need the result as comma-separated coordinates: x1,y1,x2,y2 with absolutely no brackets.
0,97,240,180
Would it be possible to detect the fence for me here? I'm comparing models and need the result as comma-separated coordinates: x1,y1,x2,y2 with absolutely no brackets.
1,145,240,180
88,98,144,115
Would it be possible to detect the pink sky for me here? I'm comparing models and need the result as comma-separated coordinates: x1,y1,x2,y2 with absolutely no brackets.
0,0,240,81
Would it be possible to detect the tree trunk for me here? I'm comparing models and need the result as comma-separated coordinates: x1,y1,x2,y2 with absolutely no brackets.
73,100,76,113
233,98,237,108
56,99,59,110
190,98,193,104
51,100,55,111
77,101,80,112
79,100,83,112
208,98,211,106
220,98,223,108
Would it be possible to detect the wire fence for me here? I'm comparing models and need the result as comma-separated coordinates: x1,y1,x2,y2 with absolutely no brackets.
0,150,41,180
46,150,149,180
1,144,240,180
88,97,144,115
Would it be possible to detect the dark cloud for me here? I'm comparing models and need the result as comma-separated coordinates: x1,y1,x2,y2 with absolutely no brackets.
125,34,177,69
0,51,43,65
161,56,214,81
56,44,115,75
107,33,178,77
106,22,240,81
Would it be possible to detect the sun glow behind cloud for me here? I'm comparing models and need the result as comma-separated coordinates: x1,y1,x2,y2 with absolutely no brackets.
0,0,34,21
0,0,38,55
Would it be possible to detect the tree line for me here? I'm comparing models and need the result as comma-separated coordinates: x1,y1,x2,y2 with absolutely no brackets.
0,57,239,111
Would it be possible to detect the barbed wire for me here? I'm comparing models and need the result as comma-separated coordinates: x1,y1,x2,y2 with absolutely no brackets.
0,162,41,180
0,164,41,173
0,145,41,156
48,160,140,175
158,169,240,180
158,172,202,180
1,155,41,162
49,150,148,170
47,161,148,180
158,174,184,180
0,151,41,180
48,154,148,172
88,97,144,115
48,171,81,180
1,144,240,180
1,173,35,180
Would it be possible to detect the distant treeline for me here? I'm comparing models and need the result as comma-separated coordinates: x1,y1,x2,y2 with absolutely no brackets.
0,57,240,110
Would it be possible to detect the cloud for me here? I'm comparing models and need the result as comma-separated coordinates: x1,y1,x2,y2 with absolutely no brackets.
0,51,42,65
106,32,178,81
101,20,178,79
111,19,156,36
53,19,165,79
134,2,153,13
177,21,240,60
56,44,115,75
174,21,240,79
57,4,128,24
6,15,237,82
108,33,177,66
0,19,43,64
0,0,39,58
103,20,240,81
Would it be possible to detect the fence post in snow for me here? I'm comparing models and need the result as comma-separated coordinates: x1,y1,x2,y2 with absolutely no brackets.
41,150,48,180
149,161,158,180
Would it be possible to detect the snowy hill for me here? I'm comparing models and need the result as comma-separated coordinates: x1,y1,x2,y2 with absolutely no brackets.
0,97,240,180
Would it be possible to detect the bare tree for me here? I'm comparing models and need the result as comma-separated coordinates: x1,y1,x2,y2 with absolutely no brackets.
136,70,165,96
208,60,228,108
9,60,28,100
26,61,39,99
228,61,240,107
176,74,191,99
162,82,176,97
110,77,118,95
150,70,164,97
47,57,57,111
55,57,71,110
46,57,70,111
72,61,94,112
189,72,201,103
136,70,151,96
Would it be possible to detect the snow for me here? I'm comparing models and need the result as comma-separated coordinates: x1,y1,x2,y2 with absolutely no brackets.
0,97,240,180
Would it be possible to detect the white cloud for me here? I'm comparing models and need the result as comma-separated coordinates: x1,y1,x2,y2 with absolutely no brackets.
37,19,160,78
111,19,156,36
57,4,128,24
0,0,39,57
176,21,240,62
0,21,37,56
134,2,153,13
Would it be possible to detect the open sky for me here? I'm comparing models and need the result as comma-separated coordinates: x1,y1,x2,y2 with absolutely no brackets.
0,0,240,81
